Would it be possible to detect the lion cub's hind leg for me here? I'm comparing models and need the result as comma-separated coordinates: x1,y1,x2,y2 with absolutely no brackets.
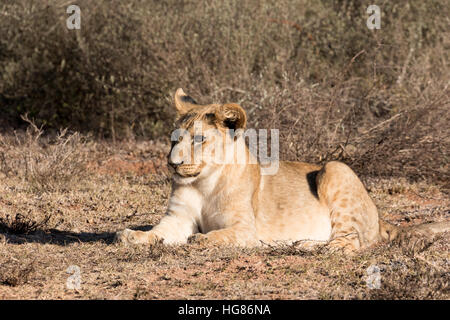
316,161,380,253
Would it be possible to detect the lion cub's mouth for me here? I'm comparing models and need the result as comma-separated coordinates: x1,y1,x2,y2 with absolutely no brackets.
173,170,200,178
167,161,202,178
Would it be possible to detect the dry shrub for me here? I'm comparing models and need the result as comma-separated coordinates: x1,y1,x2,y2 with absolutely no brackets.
248,74,449,183
0,212,51,235
0,0,448,182
0,116,89,192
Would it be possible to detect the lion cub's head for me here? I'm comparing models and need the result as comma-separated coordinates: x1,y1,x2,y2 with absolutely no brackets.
168,88,250,184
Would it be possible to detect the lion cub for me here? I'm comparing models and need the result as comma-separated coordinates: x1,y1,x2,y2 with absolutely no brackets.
116,88,449,253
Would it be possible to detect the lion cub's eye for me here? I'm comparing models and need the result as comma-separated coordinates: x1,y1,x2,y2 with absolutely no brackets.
193,135,206,144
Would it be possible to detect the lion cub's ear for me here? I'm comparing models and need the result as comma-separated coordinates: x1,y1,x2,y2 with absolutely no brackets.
174,88,198,114
216,103,247,130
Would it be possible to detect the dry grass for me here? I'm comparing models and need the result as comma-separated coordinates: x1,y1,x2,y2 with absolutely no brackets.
0,136,448,300
0,261,35,287
0,116,90,192
1,0,449,182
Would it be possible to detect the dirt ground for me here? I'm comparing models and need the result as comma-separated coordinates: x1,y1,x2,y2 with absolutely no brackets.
0,140,448,300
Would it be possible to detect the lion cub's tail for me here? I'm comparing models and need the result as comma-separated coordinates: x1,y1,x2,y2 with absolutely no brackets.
379,219,450,242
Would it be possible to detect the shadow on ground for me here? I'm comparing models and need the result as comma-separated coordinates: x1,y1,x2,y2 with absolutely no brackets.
0,224,153,245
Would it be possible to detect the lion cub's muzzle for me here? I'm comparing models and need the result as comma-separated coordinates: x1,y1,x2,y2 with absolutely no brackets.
168,159,202,177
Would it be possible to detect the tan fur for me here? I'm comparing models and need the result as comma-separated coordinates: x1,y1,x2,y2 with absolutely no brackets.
115,89,450,253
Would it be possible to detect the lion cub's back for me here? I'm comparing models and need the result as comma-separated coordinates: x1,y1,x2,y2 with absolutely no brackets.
255,161,332,243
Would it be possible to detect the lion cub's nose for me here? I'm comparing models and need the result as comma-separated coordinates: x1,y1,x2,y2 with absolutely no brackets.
169,160,184,169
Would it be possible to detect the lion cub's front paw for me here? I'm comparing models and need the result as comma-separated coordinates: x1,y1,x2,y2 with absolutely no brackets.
115,228,159,246
188,233,210,245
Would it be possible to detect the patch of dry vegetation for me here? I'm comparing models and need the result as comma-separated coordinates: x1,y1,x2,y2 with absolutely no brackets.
1,0,448,182
0,213,51,235
0,116,90,192
0,261,35,287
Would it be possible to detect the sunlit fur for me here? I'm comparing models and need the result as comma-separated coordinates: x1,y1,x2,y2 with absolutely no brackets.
115,88,450,253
